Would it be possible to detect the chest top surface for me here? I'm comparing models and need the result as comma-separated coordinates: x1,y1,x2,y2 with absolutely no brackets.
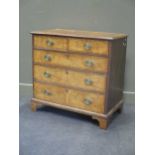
31,29,127,40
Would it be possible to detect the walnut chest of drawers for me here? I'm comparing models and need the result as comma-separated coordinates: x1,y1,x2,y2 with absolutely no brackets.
31,29,127,129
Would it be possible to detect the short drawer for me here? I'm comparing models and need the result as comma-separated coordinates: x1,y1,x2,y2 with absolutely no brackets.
34,65,67,84
34,50,69,67
34,50,108,73
67,89,105,113
68,70,106,92
33,35,67,51
34,82,67,104
69,38,109,55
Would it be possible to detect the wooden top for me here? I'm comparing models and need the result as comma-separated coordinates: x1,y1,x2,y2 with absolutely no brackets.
31,29,127,40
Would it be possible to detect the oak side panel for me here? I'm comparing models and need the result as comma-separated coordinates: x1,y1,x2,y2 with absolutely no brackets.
105,38,127,113
32,35,34,97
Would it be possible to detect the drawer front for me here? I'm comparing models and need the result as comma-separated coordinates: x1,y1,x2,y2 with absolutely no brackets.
34,50,108,73
67,89,105,113
34,50,69,67
69,38,109,55
34,66,106,92
34,35,67,51
34,65,67,84
68,54,108,73
68,70,106,92
34,82,66,104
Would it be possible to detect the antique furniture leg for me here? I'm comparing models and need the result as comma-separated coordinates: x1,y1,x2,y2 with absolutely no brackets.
92,116,109,129
31,101,38,112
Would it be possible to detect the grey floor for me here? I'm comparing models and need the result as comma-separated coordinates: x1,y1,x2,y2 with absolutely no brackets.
19,97,135,155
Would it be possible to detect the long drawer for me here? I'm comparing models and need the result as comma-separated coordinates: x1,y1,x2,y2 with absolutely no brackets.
34,50,108,73
34,82,105,113
34,65,106,92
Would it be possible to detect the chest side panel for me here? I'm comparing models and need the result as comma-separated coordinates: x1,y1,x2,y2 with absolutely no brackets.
105,38,127,113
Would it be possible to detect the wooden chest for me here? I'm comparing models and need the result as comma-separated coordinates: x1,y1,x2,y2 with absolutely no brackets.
31,29,127,129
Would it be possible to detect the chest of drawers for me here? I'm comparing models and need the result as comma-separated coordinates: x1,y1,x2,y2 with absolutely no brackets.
31,29,127,129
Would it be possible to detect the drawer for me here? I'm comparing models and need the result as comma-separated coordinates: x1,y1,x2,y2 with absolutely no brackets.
68,70,106,92
69,38,109,55
33,35,67,51
34,50,69,67
34,82,67,104
34,65,67,84
67,89,105,113
34,65,106,92
68,54,108,73
34,50,108,73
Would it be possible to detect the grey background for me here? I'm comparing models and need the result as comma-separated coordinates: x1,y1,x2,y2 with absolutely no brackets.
19,0,135,102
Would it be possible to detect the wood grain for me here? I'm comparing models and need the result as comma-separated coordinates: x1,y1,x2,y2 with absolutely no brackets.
31,29,127,40
69,38,109,55
34,65,67,85
32,97,123,118
105,39,127,113
34,50,108,73
92,116,109,129
34,35,67,51
67,89,105,113
34,65,106,92
34,82,67,105
68,70,106,92
34,80,105,94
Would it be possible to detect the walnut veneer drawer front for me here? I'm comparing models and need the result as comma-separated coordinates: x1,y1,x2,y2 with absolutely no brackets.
34,82,105,113
34,82,66,104
31,29,127,129
34,50,108,73
34,35,67,51
34,65,67,85
67,89,105,113
68,70,106,92
34,65,106,92
69,38,109,55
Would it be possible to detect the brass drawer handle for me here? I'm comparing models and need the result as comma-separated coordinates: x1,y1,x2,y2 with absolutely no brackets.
84,79,93,85
43,71,51,78
44,55,52,61
83,98,93,105
84,43,92,50
46,39,54,46
84,60,94,67
43,90,52,96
